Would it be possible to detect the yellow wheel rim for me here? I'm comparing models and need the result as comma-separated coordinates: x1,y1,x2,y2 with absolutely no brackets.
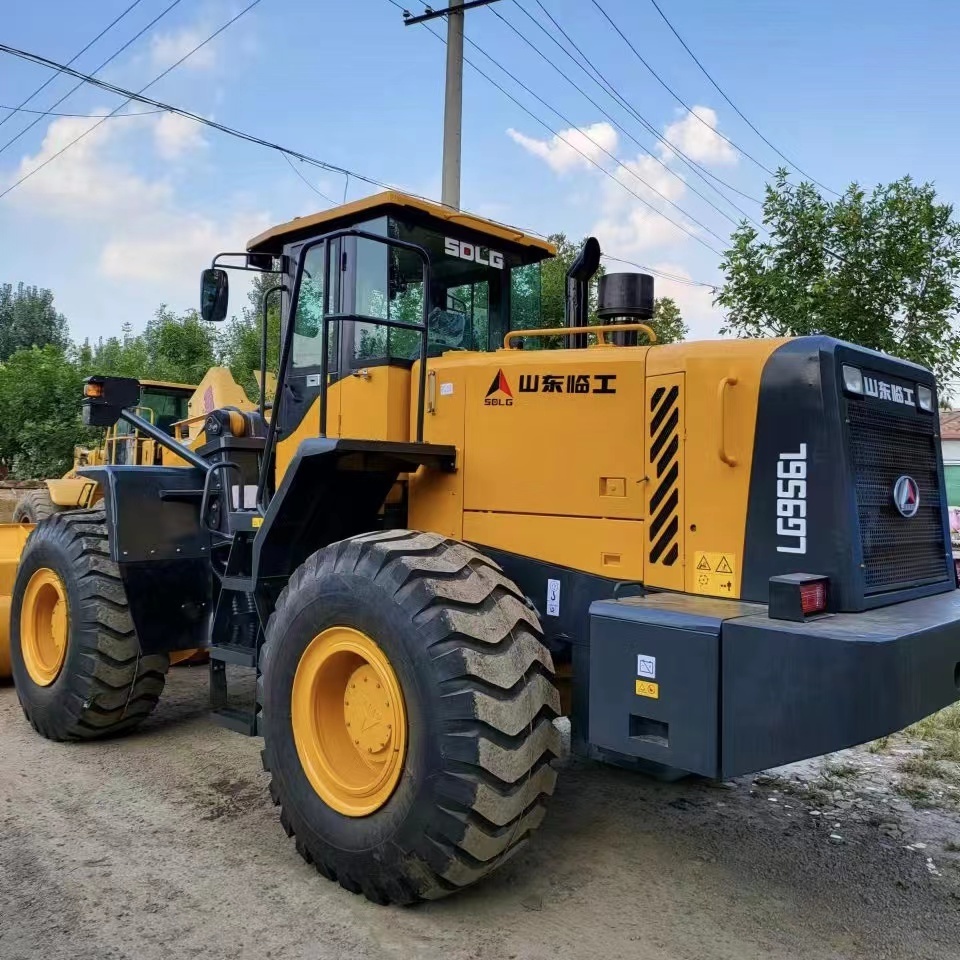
21,567,69,687
292,626,407,817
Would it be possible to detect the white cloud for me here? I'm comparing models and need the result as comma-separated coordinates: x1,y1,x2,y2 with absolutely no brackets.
646,263,724,340
8,113,171,220
150,26,217,71
507,122,618,174
100,210,269,285
6,111,268,313
505,106,740,261
660,106,737,166
590,151,698,255
154,112,207,160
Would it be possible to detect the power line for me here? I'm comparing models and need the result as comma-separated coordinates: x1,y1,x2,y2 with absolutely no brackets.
0,103,165,119
487,5,744,232
601,254,716,289
646,0,838,196
0,1,263,201
520,0,762,215
395,1,724,256
0,0,186,162
454,17,730,244
0,34,446,212
282,153,337,205
589,0,776,177
0,0,146,132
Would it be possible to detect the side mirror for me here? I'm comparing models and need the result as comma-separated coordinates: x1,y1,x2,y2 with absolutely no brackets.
82,376,141,427
200,268,229,323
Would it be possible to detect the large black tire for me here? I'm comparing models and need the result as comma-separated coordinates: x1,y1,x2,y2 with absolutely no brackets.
13,488,64,523
11,509,169,741
260,530,561,905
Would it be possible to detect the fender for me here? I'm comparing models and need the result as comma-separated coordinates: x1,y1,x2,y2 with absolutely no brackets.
77,465,212,655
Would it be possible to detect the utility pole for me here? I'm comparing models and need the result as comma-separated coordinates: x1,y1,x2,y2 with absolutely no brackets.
403,0,503,210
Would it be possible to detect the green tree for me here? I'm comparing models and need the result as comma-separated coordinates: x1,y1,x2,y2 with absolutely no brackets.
218,272,283,399
652,297,688,344
717,171,960,381
0,282,69,360
143,305,217,384
0,345,87,478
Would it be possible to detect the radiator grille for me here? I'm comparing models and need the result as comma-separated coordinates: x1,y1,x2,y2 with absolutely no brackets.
847,402,948,592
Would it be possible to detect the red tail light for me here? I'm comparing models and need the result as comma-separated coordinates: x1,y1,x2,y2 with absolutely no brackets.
799,580,828,615
769,574,830,621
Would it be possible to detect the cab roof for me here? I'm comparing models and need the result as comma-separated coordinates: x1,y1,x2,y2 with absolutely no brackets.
246,191,556,260
140,379,196,394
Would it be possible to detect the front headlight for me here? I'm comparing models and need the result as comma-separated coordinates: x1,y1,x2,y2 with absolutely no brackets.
917,384,934,412
842,364,864,394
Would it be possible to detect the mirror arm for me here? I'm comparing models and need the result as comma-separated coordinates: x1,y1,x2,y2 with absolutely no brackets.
212,252,287,273
118,408,210,472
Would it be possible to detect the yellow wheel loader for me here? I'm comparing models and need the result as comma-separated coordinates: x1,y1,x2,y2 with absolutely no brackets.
3,191,960,904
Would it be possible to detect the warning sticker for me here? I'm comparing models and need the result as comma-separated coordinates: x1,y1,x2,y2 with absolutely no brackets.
692,552,737,597
546,578,561,617
635,680,659,699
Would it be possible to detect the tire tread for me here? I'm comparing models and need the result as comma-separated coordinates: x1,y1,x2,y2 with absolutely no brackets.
261,529,560,905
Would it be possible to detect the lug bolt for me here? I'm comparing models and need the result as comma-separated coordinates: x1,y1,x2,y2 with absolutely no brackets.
354,739,359,745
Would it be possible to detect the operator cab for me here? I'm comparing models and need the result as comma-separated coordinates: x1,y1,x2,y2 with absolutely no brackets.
244,192,555,438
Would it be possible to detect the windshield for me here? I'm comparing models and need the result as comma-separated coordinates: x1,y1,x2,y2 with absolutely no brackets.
290,216,542,371
138,388,190,434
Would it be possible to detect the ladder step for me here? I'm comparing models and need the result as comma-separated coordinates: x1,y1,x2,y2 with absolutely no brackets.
209,643,258,667
220,576,255,592
211,707,258,736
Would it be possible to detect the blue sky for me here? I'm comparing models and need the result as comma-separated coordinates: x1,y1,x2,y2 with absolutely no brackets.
2,0,959,344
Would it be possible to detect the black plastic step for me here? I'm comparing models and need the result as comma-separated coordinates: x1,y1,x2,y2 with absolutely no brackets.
211,707,258,736
209,643,257,667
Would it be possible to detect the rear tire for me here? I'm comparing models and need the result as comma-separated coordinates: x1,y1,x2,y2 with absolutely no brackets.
11,509,169,741
13,488,63,524
260,530,561,905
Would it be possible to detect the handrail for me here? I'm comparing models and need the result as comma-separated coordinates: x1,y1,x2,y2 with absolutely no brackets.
255,228,433,513
259,284,284,419
717,376,738,467
503,322,657,349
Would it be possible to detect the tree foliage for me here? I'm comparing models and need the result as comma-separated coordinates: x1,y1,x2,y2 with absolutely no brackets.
0,301,223,479
652,297,688,344
218,272,283,400
717,171,960,381
0,282,69,361
0,346,86,478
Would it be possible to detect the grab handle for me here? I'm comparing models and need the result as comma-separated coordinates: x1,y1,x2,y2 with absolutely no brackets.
718,377,738,467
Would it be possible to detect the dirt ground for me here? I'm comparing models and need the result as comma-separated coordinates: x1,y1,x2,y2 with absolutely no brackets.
0,488,26,523
1,669,959,960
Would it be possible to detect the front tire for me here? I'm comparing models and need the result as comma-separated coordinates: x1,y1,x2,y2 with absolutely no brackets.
260,530,561,904
11,510,169,741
